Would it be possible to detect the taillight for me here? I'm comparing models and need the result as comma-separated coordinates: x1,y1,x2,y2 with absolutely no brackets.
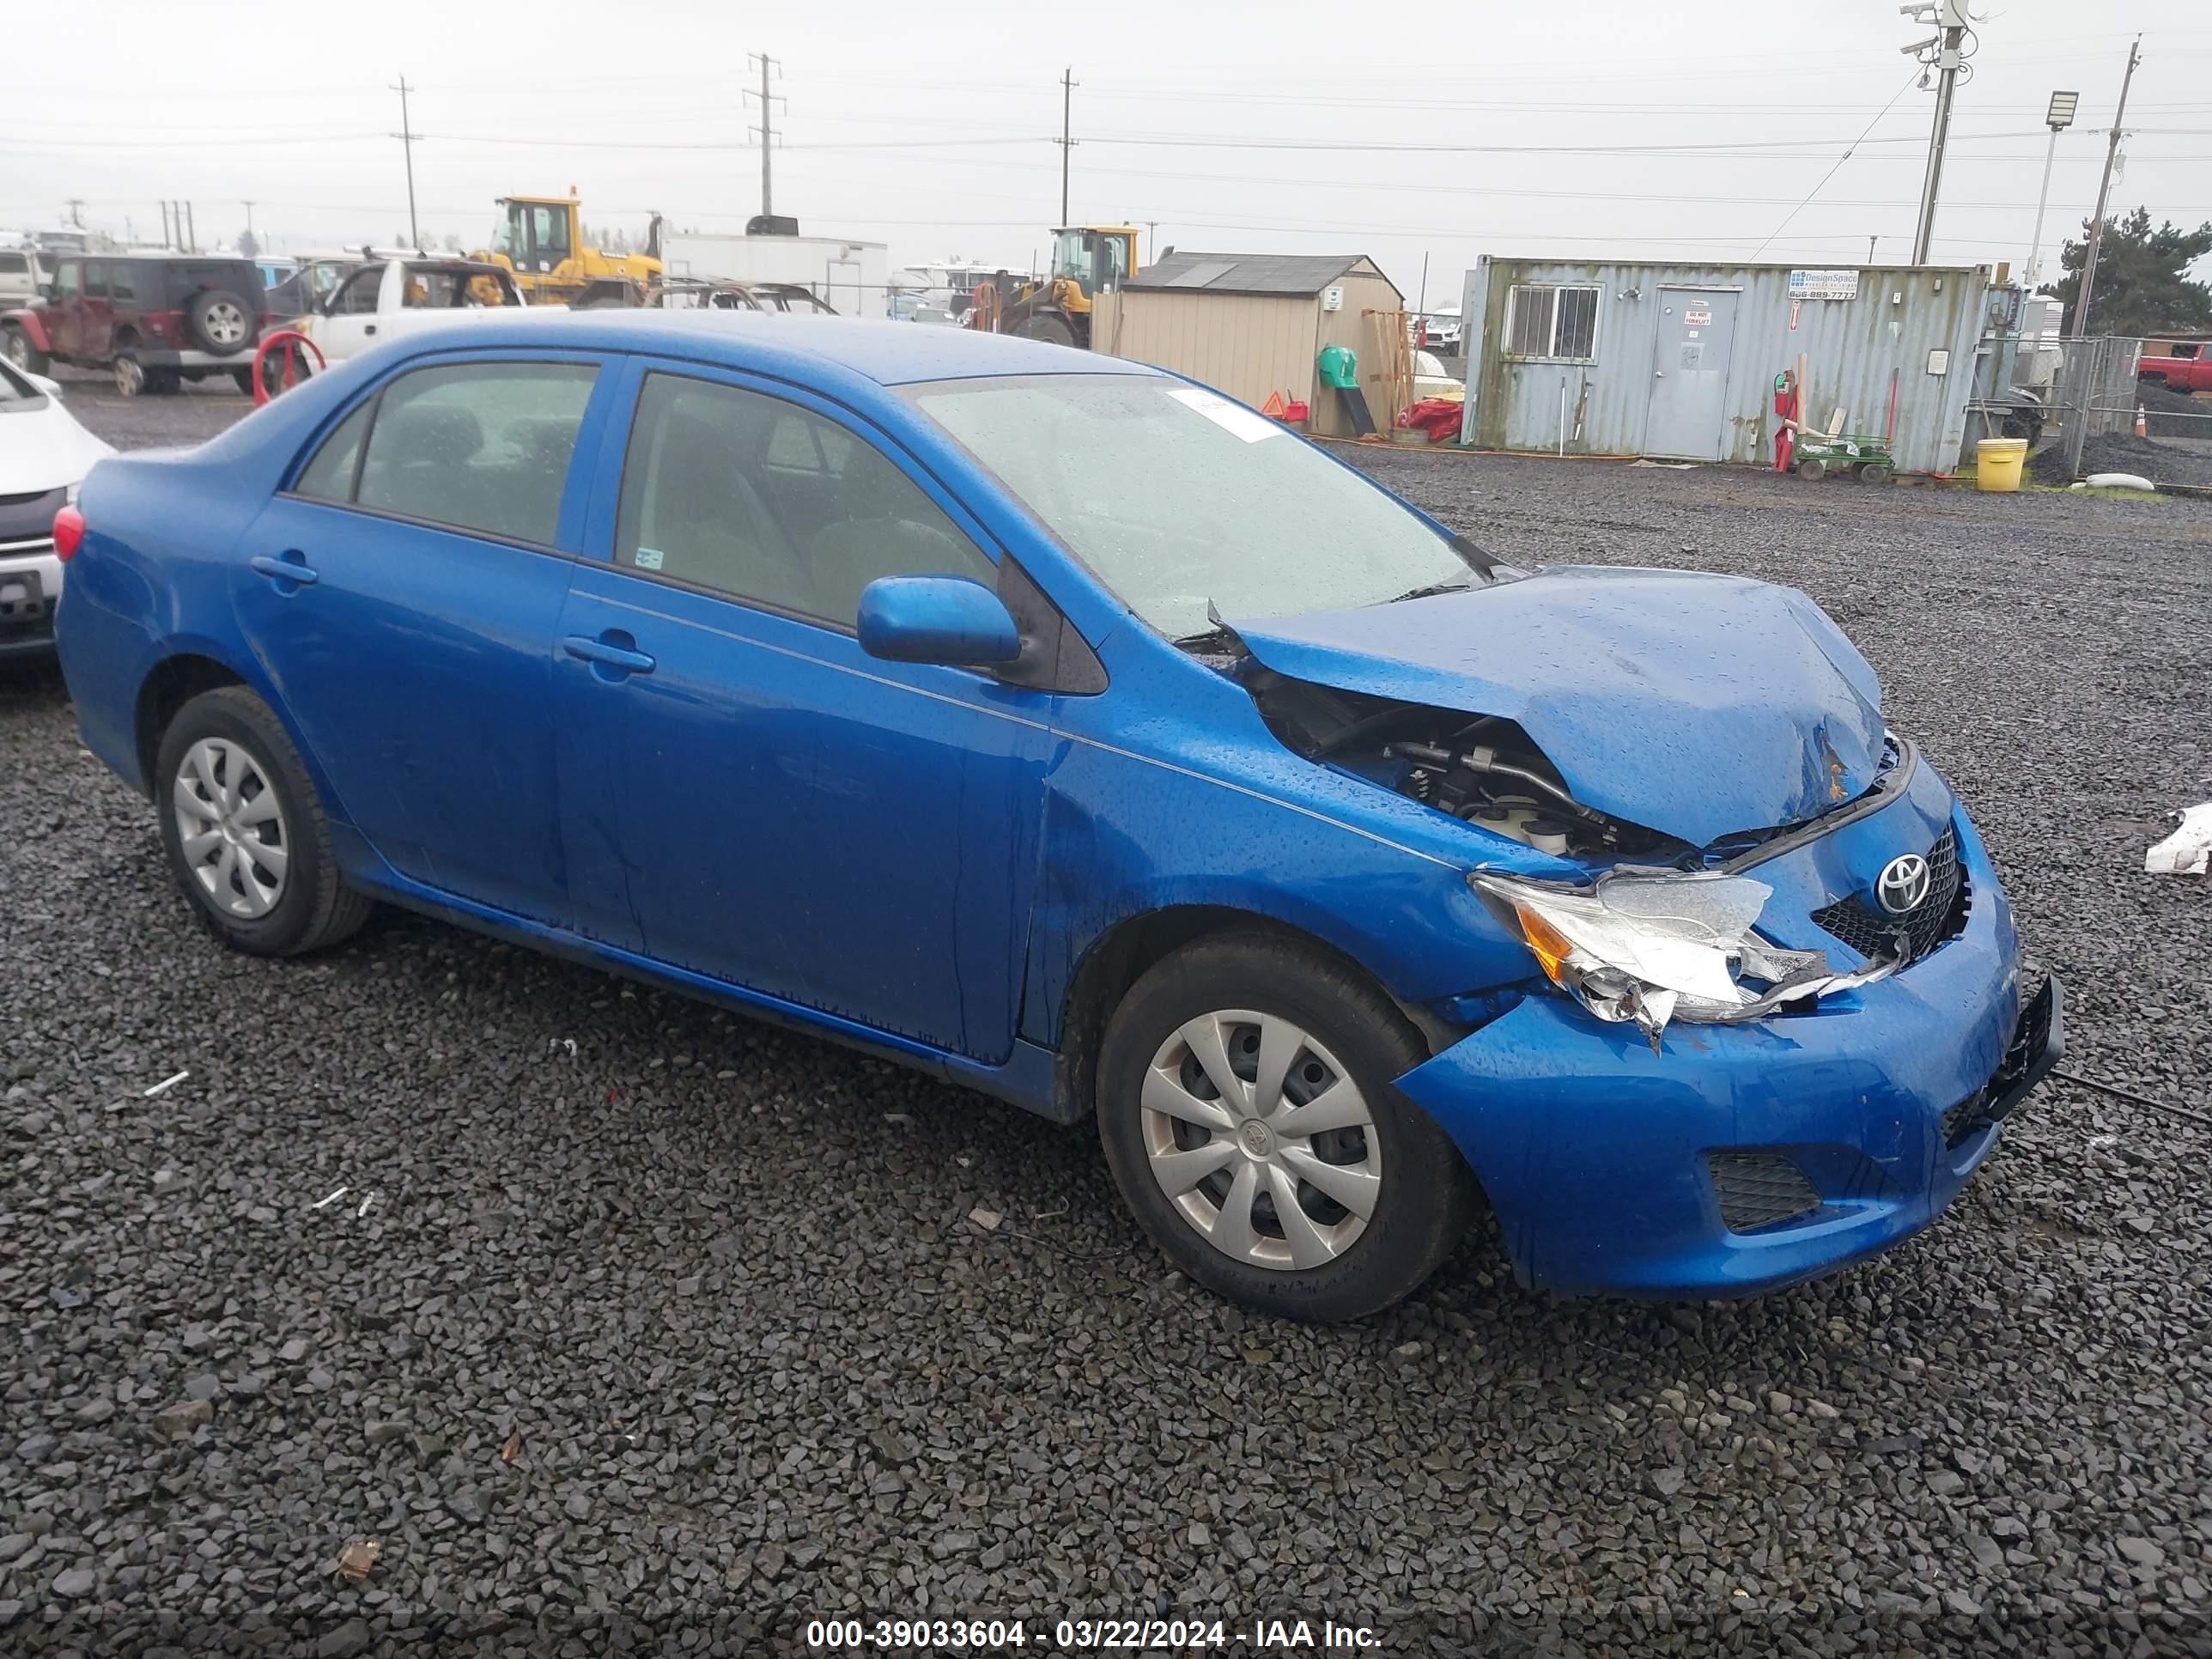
53,504,85,561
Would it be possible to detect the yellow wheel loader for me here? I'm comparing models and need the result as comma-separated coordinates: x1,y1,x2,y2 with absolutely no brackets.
968,225,1138,348
474,191,663,305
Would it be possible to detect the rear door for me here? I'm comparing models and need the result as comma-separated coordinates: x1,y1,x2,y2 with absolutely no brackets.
233,351,617,925
79,263,114,360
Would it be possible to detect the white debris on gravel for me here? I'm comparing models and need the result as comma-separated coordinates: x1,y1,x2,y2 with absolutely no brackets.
2145,803,2212,875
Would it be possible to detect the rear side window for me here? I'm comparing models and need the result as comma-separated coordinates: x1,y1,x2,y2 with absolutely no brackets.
353,362,597,544
293,400,375,502
0,253,26,276
108,264,138,304
83,264,108,300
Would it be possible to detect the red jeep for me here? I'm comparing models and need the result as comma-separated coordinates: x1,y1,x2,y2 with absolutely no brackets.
3,252,267,396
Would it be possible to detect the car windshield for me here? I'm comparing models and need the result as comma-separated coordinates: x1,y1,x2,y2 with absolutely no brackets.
905,374,1474,640
0,360,40,403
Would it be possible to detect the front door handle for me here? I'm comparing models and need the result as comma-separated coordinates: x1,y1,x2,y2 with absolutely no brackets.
562,632,656,676
363,324,377,337
249,552,319,587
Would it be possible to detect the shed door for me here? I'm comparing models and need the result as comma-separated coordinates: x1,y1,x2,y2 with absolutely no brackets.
1642,289,1738,460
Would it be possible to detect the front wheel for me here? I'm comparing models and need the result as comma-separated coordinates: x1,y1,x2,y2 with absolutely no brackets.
1096,933,1477,1322
1015,312,1079,349
1796,456,1827,482
4,325,48,375
154,687,372,957
112,353,146,397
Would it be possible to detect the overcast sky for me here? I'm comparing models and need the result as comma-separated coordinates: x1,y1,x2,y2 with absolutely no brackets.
9,0,2210,304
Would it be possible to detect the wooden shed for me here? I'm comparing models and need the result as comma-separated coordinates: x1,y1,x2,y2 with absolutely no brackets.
1091,252,1405,438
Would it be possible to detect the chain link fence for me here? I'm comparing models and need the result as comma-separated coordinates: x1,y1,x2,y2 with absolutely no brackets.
2045,336,2212,482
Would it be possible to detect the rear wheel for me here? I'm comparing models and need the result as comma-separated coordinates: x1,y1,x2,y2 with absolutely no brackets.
232,367,255,394
112,353,146,398
1097,933,1476,1322
3,325,47,375
186,289,253,356
1856,461,1893,485
154,687,372,957
1796,456,1827,482
146,368,182,395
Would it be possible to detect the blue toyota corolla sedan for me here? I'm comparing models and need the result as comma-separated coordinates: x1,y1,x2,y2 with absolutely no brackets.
52,313,2059,1321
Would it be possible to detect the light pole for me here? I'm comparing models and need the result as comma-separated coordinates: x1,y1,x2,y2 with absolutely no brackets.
2024,90,2077,290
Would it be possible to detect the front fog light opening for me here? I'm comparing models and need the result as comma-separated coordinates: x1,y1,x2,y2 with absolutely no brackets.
1472,868,1899,1048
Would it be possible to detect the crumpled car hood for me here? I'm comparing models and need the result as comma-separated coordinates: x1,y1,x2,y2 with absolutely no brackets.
1230,565,1887,848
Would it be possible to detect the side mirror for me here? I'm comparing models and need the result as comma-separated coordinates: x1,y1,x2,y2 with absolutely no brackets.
857,575,1021,667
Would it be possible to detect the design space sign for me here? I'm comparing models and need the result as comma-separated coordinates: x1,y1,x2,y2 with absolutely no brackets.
1789,269,1861,301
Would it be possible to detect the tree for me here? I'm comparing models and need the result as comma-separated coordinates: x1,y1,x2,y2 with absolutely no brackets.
2043,207,2212,336
236,228,259,259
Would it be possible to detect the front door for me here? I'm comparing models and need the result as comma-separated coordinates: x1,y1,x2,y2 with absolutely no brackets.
48,260,83,358
233,354,611,924
78,262,115,360
554,362,1053,1062
313,265,389,361
1642,289,1739,461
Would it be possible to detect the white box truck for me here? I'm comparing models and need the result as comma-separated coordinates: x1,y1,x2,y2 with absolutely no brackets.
658,232,890,319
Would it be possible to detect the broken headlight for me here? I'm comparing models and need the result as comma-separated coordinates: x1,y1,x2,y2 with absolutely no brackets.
1471,869,1896,1048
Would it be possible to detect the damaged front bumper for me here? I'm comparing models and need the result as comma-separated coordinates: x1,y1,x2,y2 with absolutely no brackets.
1397,814,2063,1298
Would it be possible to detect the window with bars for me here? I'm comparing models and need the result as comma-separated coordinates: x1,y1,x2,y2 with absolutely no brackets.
1504,284,1601,361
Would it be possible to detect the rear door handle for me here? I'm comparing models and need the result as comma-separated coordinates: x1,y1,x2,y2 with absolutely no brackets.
363,324,377,336
562,633,656,676
249,552,319,586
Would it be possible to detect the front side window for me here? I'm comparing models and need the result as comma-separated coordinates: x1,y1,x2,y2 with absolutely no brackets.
0,253,26,276
351,362,597,544
331,270,382,315
615,373,995,627
531,207,570,261
1504,284,1600,361
908,374,1472,643
55,263,80,300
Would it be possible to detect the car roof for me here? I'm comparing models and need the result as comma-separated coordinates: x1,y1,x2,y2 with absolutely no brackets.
382,310,1164,387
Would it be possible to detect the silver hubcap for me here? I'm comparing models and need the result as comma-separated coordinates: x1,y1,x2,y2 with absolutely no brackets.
172,738,289,919
5,332,26,368
115,356,143,394
205,302,245,344
1141,1010,1382,1272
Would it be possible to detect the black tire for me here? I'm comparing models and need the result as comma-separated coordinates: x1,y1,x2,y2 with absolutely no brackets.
1015,312,1079,349
146,368,183,396
232,367,255,395
1096,932,1476,1322
1796,457,1826,482
1857,462,1893,485
186,288,256,356
154,686,373,957
3,325,47,375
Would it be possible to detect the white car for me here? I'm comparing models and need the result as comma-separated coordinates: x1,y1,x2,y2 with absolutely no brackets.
0,360,111,656
283,258,546,372
1420,311,1462,354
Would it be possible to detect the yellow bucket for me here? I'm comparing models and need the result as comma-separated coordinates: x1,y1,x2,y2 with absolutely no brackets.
1976,437,2028,492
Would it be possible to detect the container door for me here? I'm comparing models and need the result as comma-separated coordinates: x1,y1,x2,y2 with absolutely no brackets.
1642,289,1738,461
826,259,861,316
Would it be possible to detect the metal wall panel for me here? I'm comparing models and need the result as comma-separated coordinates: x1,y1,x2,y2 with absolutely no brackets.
1457,258,1994,474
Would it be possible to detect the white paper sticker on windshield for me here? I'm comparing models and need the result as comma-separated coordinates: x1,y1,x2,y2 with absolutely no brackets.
635,547,665,571
1164,386,1285,443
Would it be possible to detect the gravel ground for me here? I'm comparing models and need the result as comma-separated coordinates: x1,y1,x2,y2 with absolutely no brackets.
3,401,2209,1657
2028,430,2212,489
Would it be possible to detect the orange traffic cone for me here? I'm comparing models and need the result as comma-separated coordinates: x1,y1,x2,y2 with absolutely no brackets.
2136,404,2148,437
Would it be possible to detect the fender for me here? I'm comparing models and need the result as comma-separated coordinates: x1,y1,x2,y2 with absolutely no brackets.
4,308,54,353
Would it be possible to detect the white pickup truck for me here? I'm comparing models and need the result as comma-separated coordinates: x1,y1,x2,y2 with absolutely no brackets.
285,257,550,367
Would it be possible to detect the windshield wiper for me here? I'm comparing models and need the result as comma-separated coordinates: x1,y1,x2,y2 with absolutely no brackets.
1387,575,1480,604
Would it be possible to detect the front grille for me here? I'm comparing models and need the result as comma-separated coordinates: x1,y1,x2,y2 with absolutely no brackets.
1709,1152,1822,1232
0,489,53,508
1812,824,1969,965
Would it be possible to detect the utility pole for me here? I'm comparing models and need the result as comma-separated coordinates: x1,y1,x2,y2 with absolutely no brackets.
745,54,784,218
2024,89,2078,290
243,200,255,237
2072,38,2142,338
1904,0,1972,265
1058,67,1078,227
1144,221,1158,264
64,198,85,228
1868,234,1879,264
391,76,421,250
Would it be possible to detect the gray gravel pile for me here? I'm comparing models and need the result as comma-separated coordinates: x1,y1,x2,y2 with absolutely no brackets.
2028,430,2212,489
2135,381,2212,443
1,407,2208,1656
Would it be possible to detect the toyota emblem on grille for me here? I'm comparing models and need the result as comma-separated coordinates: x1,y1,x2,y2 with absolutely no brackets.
1875,853,1932,915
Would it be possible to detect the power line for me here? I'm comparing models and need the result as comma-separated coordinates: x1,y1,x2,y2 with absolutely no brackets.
1753,68,1923,259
